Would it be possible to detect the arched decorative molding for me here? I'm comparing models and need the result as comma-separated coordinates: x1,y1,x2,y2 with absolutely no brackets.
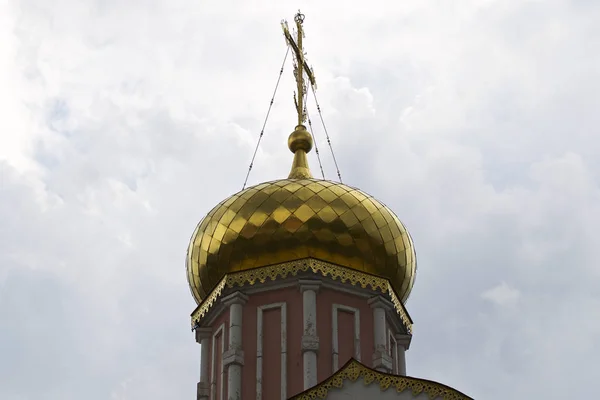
256,302,287,400
332,304,361,373
210,323,226,400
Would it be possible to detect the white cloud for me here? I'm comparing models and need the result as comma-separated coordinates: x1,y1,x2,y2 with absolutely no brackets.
1,0,599,399
482,282,521,307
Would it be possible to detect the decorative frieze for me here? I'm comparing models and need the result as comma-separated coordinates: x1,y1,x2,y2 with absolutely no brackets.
191,259,413,334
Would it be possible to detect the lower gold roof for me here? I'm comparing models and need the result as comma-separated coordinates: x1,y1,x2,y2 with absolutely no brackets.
289,358,473,400
186,178,417,303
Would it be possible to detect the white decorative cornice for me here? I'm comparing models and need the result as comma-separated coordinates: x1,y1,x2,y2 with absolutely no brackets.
367,295,395,311
298,279,322,293
195,327,212,343
221,291,248,306
395,333,412,350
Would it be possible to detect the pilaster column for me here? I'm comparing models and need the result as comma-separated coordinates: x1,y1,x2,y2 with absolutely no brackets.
395,334,412,376
195,328,212,400
299,280,321,390
222,291,248,400
368,296,393,373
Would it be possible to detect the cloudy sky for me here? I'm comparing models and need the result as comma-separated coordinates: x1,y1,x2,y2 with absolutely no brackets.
1,0,599,399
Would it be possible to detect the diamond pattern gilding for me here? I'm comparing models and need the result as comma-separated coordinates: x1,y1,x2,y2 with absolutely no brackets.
248,211,268,227
228,217,246,234
306,182,326,193
212,223,227,242
306,194,327,212
340,192,358,208
353,206,372,222
239,223,259,239
272,207,292,223
338,210,358,229
221,228,238,245
295,186,315,201
294,204,316,222
384,240,396,255
186,179,417,302
239,189,256,201
369,215,383,229
283,181,303,192
362,198,379,214
317,206,337,223
379,226,394,243
270,188,293,203
210,207,226,223
221,195,238,208
328,184,348,196
362,218,379,236
329,197,348,215
219,209,237,227
318,188,338,203
351,190,368,202
282,215,303,233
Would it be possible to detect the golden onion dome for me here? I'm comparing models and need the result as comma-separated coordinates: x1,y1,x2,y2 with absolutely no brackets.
186,125,417,304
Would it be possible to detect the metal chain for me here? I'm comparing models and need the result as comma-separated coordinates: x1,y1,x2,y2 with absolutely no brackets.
242,46,291,190
304,98,326,180
310,85,342,183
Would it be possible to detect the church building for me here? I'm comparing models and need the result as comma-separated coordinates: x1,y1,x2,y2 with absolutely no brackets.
185,12,473,400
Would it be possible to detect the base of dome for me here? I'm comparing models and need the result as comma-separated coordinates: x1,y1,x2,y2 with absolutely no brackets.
190,257,412,334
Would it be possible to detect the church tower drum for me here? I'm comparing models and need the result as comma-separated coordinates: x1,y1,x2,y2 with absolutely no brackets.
186,12,471,400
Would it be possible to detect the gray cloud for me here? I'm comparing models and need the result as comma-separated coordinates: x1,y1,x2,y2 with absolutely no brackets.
1,0,599,399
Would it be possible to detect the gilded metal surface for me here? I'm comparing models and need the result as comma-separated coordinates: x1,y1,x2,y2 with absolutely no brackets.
288,124,314,179
186,179,417,304
290,359,473,400
190,277,227,328
187,11,416,315
190,258,413,333
281,11,316,125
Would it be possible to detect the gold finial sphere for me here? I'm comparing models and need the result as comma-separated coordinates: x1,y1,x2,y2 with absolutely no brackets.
288,125,313,153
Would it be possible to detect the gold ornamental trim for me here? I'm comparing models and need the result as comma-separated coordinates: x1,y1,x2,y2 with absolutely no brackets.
191,277,227,328
191,258,412,333
289,358,473,400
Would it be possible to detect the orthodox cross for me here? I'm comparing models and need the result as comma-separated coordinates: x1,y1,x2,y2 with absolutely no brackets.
282,11,317,126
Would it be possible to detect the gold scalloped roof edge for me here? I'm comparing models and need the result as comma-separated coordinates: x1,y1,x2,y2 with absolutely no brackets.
289,358,474,400
190,258,413,334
